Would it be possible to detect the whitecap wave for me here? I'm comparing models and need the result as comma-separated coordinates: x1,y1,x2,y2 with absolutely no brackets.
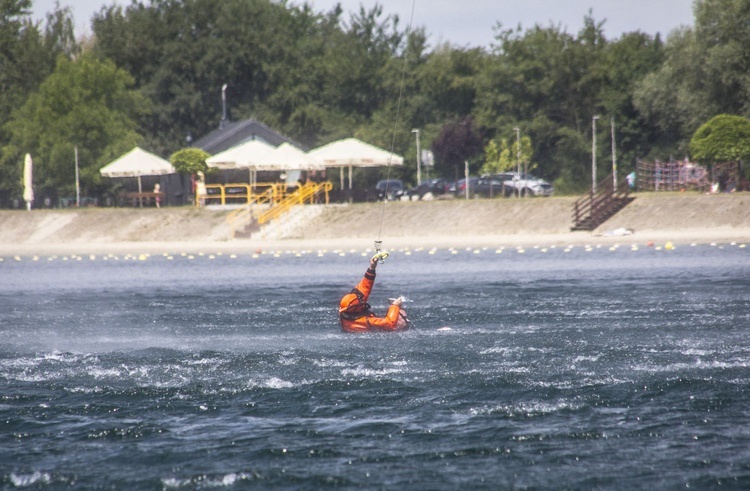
10,471,52,487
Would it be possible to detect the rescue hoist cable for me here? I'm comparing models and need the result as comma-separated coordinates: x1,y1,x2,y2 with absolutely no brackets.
375,0,418,258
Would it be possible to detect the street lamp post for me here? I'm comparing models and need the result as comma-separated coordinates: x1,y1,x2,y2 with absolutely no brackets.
412,129,421,186
74,145,80,208
464,160,470,199
611,116,617,190
221,84,228,129
592,116,600,194
513,127,520,198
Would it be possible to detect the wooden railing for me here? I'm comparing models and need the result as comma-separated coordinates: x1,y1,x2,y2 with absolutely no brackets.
572,174,633,231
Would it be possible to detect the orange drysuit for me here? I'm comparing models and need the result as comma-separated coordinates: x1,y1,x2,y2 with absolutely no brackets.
339,266,408,333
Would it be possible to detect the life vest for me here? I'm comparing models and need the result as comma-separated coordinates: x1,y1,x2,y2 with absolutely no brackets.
339,267,408,333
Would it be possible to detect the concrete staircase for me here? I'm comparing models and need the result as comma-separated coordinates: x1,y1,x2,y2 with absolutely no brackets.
251,204,326,240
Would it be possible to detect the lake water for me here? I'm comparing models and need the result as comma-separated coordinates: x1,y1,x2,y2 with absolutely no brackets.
1,242,749,489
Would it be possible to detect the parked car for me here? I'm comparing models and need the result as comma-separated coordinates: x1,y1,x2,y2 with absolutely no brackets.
407,178,451,200
450,177,480,198
451,177,511,198
497,172,554,197
451,173,553,198
375,179,405,201
474,176,515,198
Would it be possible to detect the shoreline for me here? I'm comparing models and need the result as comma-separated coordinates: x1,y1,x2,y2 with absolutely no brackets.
2,227,748,257
1,194,749,256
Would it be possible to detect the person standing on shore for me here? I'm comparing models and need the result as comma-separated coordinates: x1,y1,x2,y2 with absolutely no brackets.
153,183,161,208
195,172,206,206
338,253,409,333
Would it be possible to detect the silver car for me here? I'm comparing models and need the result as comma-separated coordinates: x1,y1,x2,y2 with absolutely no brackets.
495,172,553,197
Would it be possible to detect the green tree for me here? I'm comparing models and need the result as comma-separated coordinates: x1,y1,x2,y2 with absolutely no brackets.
481,139,506,175
255,4,351,145
633,28,712,155
474,17,610,189
431,116,483,179
634,0,750,155
0,2,78,121
600,31,664,169
481,136,534,175
689,114,750,163
694,0,750,115
0,2,80,199
46,0,711,197
0,0,34,128
169,147,210,175
170,147,211,203
1,52,148,200
92,0,411,153
413,45,484,124
473,13,666,192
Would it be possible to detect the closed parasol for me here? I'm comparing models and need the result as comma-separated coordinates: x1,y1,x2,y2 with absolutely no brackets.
23,154,33,211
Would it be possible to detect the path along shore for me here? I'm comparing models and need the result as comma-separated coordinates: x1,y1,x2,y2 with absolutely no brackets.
1,193,748,256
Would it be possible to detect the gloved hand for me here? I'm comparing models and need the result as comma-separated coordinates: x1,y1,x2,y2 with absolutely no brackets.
371,251,389,263
389,296,404,306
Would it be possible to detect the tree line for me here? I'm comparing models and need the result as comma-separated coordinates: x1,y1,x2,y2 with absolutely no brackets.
1,0,748,205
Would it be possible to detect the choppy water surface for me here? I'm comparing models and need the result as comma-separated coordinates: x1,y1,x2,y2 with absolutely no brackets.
1,243,749,489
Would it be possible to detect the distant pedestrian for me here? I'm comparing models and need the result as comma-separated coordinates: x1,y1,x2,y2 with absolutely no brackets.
626,171,636,189
153,183,161,208
195,172,206,206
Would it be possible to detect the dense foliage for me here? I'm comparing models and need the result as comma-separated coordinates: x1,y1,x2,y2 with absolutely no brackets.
481,135,534,176
690,114,750,163
169,148,210,175
1,0,749,204
1,52,147,201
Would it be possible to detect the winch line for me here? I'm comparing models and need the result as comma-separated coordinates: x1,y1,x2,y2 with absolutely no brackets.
376,0,418,244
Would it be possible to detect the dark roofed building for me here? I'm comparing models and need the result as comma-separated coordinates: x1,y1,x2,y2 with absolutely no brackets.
192,119,306,155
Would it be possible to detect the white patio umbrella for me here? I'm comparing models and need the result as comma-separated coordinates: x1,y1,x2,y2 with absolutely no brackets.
252,143,324,171
100,147,176,206
23,153,33,211
206,139,276,184
206,139,276,168
308,138,403,189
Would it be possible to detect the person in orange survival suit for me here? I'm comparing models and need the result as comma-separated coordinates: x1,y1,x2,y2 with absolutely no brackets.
339,252,409,333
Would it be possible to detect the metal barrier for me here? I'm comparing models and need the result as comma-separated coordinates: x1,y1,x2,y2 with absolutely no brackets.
196,182,285,207
225,181,332,237
225,186,279,237
257,181,332,225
